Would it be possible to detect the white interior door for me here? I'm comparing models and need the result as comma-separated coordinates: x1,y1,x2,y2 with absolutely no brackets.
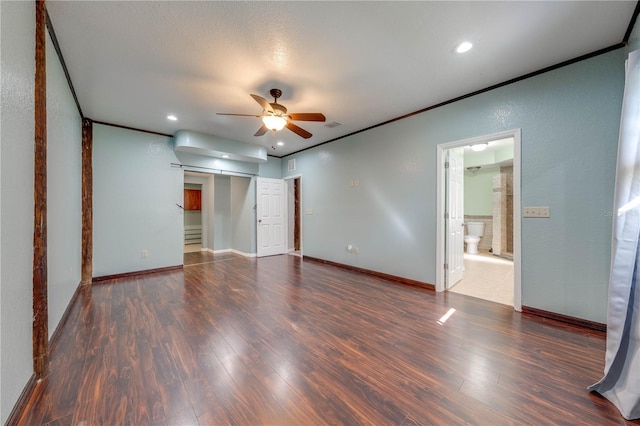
256,177,286,257
446,148,465,288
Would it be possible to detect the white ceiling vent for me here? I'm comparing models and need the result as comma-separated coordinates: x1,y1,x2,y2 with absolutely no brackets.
288,159,296,172
324,121,343,128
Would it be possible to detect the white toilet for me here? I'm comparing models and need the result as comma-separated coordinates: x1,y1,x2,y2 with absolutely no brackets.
464,222,485,254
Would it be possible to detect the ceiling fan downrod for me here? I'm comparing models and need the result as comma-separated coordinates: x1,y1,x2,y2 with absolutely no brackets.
270,88,282,103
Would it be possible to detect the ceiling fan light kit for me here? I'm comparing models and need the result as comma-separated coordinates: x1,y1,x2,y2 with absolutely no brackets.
262,115,287,131
218,88,326,139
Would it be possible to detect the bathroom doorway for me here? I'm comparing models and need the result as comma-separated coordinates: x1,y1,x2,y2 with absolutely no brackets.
436,130,522,311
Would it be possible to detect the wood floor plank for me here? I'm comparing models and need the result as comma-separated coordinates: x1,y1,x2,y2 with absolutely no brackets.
15,253,640,425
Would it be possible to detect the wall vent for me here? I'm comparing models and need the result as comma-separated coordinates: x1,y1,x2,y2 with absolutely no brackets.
324,121,343,128
288,159,296,171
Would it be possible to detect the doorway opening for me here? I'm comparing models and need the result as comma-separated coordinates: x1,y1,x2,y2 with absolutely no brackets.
183,175,205,254
285,176,302,257
183,170,254,260
436,130,522,311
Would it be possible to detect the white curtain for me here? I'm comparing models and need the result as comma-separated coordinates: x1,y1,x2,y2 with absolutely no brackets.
588,49,640,420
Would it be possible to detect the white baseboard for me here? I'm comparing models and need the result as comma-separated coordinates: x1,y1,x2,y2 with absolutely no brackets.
206,248,256,257
231,249,256,258
210,248,230,254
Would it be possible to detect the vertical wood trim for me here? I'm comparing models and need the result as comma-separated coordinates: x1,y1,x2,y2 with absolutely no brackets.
294,179,300,251
33,0,49,379
81,118,93,285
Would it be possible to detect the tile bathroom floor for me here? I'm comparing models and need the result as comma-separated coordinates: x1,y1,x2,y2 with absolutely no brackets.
448,249,514,306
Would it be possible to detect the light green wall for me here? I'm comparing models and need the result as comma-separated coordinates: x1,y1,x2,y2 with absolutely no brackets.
0,2,35,421
283,47,626,323
214,175,231,250
464,167,498,216
231,176,256,254
629,18,640,51
93,124,183,276
259,156,283,178
47,32,83,339
495,145,514,163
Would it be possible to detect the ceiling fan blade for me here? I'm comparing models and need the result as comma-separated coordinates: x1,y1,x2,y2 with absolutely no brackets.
286,122,312,139
250,94,274,113
287,113,326,122
254,124,268,137
216,113,261,117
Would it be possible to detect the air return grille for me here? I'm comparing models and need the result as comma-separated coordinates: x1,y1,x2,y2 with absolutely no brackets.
324,121,342,128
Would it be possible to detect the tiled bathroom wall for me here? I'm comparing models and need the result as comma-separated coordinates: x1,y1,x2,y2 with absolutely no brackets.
492,166,514,257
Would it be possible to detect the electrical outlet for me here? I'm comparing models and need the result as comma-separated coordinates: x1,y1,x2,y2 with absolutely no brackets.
305,208,313,215
523,207,550,218
353,247,359,254
141,250,148,258
354,179,360,187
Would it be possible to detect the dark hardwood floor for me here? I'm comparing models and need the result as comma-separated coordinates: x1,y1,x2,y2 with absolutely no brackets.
15,252,638,425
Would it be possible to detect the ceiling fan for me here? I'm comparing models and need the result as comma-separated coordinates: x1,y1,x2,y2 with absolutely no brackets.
217,88,326,139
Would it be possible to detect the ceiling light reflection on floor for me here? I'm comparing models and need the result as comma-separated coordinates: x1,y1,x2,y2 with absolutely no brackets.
437,308,456,325
465,253,512,266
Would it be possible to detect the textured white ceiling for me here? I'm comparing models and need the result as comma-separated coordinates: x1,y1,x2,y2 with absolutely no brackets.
46,1,636,157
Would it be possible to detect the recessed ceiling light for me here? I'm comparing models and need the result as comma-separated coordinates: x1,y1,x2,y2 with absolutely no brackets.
167,115,178,121
277,141,284,146
222,154,230,159
455,41,473,54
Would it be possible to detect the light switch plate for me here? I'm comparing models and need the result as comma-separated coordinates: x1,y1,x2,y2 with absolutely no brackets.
523,206,550,218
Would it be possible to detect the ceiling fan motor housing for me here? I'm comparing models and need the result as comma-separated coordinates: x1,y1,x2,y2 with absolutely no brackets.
217,88,323,139
270,103,287,116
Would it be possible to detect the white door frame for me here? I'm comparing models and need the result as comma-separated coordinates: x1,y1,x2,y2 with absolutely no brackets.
435,129,522,311
283,174,303,256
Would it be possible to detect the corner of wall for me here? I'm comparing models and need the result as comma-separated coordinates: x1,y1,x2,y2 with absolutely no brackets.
258,156,283,179
627,14,640,52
